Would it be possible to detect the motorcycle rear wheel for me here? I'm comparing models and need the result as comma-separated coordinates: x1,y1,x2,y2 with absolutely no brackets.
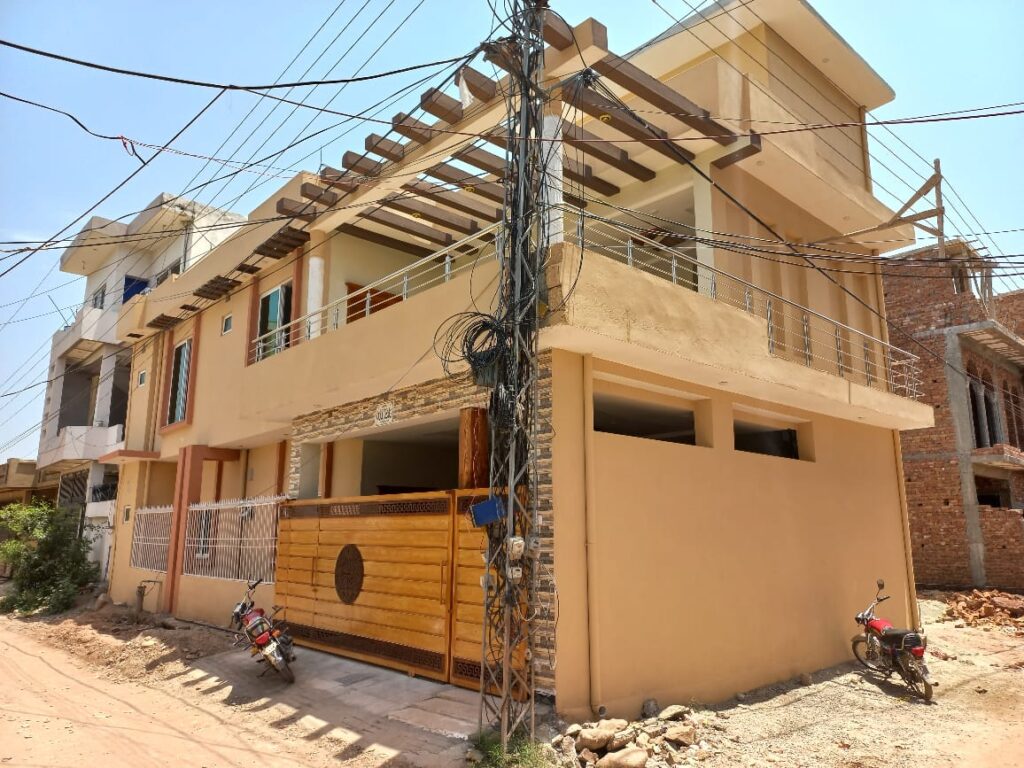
905,666,933,702
852,636,887,673
275,658,295,684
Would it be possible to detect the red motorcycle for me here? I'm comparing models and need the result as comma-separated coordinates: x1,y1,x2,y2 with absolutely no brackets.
229,579,296,683
852,578,933,701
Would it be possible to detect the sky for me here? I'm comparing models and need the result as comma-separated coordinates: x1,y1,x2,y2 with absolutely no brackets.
0,0,1022,456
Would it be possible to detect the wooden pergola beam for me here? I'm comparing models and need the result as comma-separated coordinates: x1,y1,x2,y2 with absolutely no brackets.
381,195,480,234
364,134,406,163
591,53,735,145
711,134,762,169
453,144,506,177
276,197,321,223
401,180,502,221
300,182,340,207
357,207,455,247
424,162,505,203
564,157,620,197
484,127,620,197
392,112,440,144
342,151,384,178
337,224,433,258
420,88,464,124
319,166,359,193
572,86,694,162
542,13,576,50
562,123,656,182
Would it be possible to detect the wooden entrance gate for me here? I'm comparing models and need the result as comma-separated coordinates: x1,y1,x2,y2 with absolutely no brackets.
276,490,489,687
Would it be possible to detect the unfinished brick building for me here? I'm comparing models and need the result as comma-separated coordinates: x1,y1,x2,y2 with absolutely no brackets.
884,240,1024,589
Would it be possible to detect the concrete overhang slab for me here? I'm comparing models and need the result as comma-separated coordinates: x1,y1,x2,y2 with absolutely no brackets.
960,321,1024,368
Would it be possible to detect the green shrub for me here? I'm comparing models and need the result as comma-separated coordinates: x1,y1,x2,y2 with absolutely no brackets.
0,500,99,613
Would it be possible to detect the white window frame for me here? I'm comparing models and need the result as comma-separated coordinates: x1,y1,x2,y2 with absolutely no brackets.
137,369,147,388
221,314,233,335
257,283,293,360
166,338,192,425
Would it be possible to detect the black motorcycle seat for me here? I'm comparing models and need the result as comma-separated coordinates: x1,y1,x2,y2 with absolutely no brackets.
881,627,915,639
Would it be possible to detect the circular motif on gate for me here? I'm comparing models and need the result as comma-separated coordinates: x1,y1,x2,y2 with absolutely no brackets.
334,544,364,604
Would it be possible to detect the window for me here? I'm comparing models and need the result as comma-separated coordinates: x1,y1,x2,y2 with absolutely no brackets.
91,285,106,309
734,420,801,460
123,505,131,524
593,391,696,445
221,314,233,335
137,370,147,388
257,283,293,359
122,275,148,303
167,339,192,425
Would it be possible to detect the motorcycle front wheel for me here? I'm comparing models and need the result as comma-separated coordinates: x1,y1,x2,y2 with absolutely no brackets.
852,636,887,673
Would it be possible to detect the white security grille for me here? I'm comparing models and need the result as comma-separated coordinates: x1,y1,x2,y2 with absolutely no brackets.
182,497,284,582
129,505,172,572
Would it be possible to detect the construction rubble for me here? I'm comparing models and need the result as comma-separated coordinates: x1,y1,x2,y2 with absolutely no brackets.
545,703,728,767
939,589,1024,635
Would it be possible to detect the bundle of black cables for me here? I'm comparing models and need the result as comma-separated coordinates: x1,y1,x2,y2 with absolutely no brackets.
433,310,508,382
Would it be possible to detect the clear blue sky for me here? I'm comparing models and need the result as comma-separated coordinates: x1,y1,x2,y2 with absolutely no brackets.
1,0,1022,455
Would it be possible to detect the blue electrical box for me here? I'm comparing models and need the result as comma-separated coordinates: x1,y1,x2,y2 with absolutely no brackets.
470,496,505,527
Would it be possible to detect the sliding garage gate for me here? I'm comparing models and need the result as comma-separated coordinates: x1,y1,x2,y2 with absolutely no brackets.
275,490,488,689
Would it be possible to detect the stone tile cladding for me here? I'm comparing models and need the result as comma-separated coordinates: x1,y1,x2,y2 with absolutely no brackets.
288,352,557,695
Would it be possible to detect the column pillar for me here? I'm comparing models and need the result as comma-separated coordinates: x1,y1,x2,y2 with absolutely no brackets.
92,348,118,427
692,160,716,296
305,229,328,338
541,103,564,246
947,335,986,586
459,407,490,489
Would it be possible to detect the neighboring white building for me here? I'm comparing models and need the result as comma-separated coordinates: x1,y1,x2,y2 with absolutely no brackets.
36,194,244,579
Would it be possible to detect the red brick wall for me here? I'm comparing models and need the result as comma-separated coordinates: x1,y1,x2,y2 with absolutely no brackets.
994,291,1024,337
978,505,1024,590
903,457,972,586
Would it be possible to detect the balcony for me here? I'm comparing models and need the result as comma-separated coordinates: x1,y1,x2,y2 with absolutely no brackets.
37,425,124,471
52,305,119,362
240,206,929,431
972,444,1024,472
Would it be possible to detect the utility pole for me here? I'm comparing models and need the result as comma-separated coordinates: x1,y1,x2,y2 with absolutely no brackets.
479,0,548,750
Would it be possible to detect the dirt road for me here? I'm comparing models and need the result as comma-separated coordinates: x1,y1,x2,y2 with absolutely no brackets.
2,594,1023,767
0,629,323,767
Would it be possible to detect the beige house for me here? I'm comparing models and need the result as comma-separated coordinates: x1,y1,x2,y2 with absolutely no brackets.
102,1,932,719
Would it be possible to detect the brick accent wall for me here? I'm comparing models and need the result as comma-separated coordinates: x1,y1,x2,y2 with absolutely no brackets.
287,354,558,695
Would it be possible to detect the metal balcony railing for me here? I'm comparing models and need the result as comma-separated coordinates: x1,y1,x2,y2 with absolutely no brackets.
248,221,501,363
561,206,921,399
89,482,119,503
244,205,920,399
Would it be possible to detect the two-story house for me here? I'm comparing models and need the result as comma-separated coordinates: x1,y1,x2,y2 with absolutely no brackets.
102,1,932,719
37,194,242,579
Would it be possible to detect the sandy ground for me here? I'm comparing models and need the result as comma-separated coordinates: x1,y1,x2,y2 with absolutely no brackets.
696,594,1024,768
1,594,1023,767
